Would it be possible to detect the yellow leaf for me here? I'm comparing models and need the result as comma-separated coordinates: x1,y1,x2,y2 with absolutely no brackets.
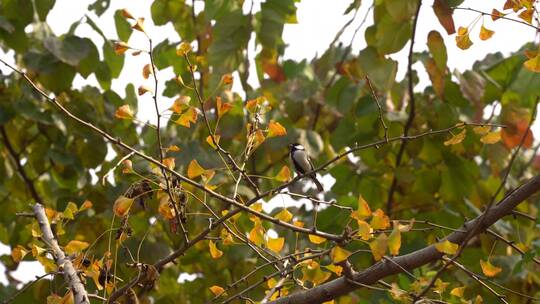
253,130,266,147
221,74,233,85
275,208,293,222
132,17,146,33
479,25,494,41
187,159,205,178
216,97,232,118
267,237,284,253
248,224,264,246
158,200,174,220
11,245,28,263
113,41,129,55
293,220,304,228
479,259,502,277
138,85,152,96
166,145,181,152
370,209,390,230
208,240,223,259
518,8,533,24
388,224,401,256
480,131,501,144
351,195,371,220
475,295,483,304
209,285,226,297
114,105,134,119
275,166,291,182
246,98,259,113
175,106,198,128
206,135,220,149
63,202,78,220
308,234,327,245
455,31,473,50
268,120,287,137
434,239,459,255
357,220,372,241
47,294,62,304
491,9,504,21
142,64,153,79
434,278,449,294
64,240,89,255
176,42,192,56
473,125,490,135
162,157,175,170
369,233,388,261
32,244,46,257
450,286,465,297
113,195,134,217
444,129,466,145
169,96,191,113
324,264,343,276
330,246,351,263
524,55,540,73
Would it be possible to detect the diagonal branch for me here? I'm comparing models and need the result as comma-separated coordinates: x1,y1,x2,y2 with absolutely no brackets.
33,203,89,304
268,173,540,304
0,126,42,203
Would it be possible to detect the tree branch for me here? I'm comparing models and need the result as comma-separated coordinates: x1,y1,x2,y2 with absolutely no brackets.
33,203,89,304
268,173,540,304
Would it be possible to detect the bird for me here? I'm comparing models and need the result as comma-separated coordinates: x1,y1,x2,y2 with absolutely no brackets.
289,143,324,192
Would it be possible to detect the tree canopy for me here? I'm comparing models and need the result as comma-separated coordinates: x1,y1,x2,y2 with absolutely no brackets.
1,0,540,303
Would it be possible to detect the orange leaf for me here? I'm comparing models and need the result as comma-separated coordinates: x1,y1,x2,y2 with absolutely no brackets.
162,157,175,170
114,105,134,119
113,196,134,217
216,97,232,118
208,240,223,259
11,245,28,263
268,120,287,137
113,41,129,55
501,121,533,149
479,25,494,41
369,233,388,261
221,74,233,85
132,17,146,33
175,107,198,128
518,8,533,24
142,64,153,79
121,9,134,20
433,0,456,34
79,200,93,211
206,135,220,149
138,85,152,96
267,237,285,253
491,9,504,21
187,160,205,178
480,260,502,277
275,166,291,182
169,96,191,113
209,285,226,297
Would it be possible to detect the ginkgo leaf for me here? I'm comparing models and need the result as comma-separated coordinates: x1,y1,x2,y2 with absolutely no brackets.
64,240,89,255
518,8,533,24
165,145,181,152
175,107,198,128
115,105,134,119
480,131,501,144
138,85,152,96
176,42,192,56
275,166,291,182
113,196,134,217
121,8,134,20
169,96,191,113
351,195,371,220
206,135,220,149
444,129,466,145
245,99,259,113
143,64,154,79
480,259,502,277
275,208,293,222
473,125,490,135
308,234,327,245
455,29,473,50
450,286,465,297
248,224,265,246
32,244,46,257
479,25,494,41
357,220,372,241
267,237,284,253
113,41,130,55
187,160,205,178
221,74,233,85
11,245,28,263
388,224,401,256
330,246,351,263
209,285,226,297
491,9,503,21
434,240,459,255
434,278,450,294
208,240,223,259
132,17,146,33
524,55,540,73
216,97,232,118
325,264,343,276
162,157,175,170
80,200,93,211
369,233,388,261
268,120,287,137
370,209,390,230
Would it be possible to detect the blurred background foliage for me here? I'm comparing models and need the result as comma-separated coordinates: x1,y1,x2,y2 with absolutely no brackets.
0,0,540,303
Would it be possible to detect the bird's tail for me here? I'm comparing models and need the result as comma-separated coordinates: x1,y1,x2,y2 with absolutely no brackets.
310,175,324,192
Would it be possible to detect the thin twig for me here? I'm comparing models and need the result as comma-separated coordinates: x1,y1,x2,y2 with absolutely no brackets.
364,76,388,142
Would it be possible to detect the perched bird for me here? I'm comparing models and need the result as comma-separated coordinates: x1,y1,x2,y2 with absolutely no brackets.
289,143,324,192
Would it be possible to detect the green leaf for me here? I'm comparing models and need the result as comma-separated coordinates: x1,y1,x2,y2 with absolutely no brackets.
43,36,91,67
114,9,133,42
35,0,55,22
385,0,418,22
375,14,412,54
103,41,124,78
357,47,398,90
427,30,447,71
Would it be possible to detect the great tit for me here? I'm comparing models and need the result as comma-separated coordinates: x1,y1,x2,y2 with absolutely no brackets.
289,143,324,192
